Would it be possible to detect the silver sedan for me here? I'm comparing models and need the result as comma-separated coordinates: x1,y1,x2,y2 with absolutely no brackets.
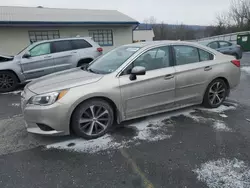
21,41,241,139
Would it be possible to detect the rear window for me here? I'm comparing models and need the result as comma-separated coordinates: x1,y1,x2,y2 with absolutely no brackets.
199,49,214,61
71,39,92,50
219,41,232,48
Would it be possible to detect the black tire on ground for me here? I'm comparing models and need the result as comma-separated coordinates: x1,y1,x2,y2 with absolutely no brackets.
234,53,240,59
0,71,19,93
71,99,114,139
202,78,228,108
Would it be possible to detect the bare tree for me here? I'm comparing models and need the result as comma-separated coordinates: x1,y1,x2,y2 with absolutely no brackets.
211,0,250,37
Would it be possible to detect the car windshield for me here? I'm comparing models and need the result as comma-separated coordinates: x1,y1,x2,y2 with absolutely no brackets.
17,43,36,55
87,46,140,74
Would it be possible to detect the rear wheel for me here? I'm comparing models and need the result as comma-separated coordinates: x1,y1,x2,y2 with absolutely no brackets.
203,79,228,108
71,99,114,139
234,53,240,59
0,71,18,93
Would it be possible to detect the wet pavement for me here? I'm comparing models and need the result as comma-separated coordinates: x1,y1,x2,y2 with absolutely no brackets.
0,53,250,188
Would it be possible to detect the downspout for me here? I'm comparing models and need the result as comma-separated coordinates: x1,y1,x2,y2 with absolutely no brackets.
132,23,140,43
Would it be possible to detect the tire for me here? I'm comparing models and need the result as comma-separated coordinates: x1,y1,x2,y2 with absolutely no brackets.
0,71,19,93
234,53,240,59
202,78,228,108
71,99,114,139
77,59,93,69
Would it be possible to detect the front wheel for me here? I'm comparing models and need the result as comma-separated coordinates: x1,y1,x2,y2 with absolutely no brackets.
0,71,18,93
71,99,114,139
203,79,228,108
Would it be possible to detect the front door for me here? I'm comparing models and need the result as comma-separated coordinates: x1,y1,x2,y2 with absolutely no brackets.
20,42,54,80
119,46,176,120
172,45,215,106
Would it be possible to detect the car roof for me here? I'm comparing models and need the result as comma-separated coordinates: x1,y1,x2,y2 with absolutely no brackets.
32,37,92,45
198,40,233,45
124,40,213,49
123,40,220,56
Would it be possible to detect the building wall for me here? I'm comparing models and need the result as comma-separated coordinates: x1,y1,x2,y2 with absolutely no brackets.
133,30,155,42
0,25,133,55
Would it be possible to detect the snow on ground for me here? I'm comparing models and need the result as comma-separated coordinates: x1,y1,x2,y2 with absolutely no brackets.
46,135,121,153
219,114,228,118
199,104,237,113
194,158,250,188
241,66,250,74
10,103,20,107
46,109,206,153
212,121,233,132
46,104,237,153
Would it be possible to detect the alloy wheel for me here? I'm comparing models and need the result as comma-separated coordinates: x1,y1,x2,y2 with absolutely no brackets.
78,105,110,136
208,81,226,106
0,73,14,90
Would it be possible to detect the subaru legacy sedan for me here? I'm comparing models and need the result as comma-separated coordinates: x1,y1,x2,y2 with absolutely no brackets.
21,41,241,139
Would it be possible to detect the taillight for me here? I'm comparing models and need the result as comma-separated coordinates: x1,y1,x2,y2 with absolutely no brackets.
97,47,103,52
231,59,240,67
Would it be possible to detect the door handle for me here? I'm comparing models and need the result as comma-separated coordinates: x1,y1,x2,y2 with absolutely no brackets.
44,55,52,59
164,74,174,80
204,66,212,71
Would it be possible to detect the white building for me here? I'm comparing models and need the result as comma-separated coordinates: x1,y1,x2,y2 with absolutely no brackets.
0,6,139,55
133,29,155,42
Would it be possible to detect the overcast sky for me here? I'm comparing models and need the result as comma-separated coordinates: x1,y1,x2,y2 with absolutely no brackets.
1,0,231,25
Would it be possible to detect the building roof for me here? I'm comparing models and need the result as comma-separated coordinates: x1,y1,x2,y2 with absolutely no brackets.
0,6,139,25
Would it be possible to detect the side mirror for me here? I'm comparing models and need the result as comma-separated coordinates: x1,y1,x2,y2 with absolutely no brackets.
129,66,146,81
23,52,31,59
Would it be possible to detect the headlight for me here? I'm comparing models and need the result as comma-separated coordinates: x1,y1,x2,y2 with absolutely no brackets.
28,90,68,106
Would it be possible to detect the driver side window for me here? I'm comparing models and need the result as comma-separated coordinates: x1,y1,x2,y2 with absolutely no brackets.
29,43,51,57
129,46,170,73
207,42,218,49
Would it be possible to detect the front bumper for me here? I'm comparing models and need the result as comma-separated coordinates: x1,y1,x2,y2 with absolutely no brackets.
21,90,71,136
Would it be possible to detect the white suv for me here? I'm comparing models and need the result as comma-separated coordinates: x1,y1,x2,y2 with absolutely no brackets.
0,37,103,92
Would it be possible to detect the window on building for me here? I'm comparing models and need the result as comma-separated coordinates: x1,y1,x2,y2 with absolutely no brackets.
29,30,60,43
89,30,113,46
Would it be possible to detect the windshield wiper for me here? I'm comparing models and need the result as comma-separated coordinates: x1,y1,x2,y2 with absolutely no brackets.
87,68,99,74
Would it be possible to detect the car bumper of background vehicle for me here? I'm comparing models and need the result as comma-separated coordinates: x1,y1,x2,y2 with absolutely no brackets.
23,102,70,136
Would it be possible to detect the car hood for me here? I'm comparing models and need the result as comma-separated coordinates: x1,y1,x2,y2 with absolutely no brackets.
0,55,14,63
26,68,103,94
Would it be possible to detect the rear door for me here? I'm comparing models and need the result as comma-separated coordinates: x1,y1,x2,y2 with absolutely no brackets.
218,41,233,55
172,45,215,107
20,42,54,80
51,40,78,72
